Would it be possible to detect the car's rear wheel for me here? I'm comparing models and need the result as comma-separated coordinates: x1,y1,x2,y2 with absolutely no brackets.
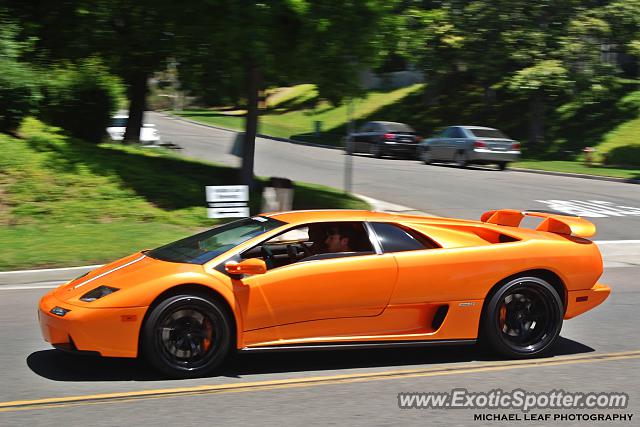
420,148,433,165
142,294,231,378
481,277,563,358
454,151,468,168
498,162,508,170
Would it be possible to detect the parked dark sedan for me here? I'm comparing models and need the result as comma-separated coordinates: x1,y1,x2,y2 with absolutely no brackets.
345,121,420,158
418,126,520,170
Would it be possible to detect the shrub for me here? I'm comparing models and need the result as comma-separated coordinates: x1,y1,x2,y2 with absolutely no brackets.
604,144,640,167
40,59,124,143
0,60,40,133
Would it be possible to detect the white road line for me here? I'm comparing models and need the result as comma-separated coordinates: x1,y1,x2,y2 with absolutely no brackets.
595,240,640,244
0,264,103,275
0,284,63,291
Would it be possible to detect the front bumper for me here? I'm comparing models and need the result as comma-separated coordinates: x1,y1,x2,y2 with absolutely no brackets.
564,282,611,319
38,292,147,358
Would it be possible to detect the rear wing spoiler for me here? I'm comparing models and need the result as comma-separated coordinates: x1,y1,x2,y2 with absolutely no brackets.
480,209,596,238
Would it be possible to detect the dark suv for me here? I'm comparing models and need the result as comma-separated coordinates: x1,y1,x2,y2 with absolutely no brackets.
345,121,420,158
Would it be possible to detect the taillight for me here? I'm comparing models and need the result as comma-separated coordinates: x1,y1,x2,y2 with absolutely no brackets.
383,133,395,140
474,140,487,148
511,142,521,150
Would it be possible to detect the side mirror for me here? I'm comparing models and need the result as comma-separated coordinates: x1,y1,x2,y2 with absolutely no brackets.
225,258,267,276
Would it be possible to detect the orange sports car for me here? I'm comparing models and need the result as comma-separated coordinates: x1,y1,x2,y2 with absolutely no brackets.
38,209,610,378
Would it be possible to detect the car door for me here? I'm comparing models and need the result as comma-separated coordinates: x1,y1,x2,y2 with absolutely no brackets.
432,127,453,159
444,127,467,160
353,123,372,152
232,222,398,331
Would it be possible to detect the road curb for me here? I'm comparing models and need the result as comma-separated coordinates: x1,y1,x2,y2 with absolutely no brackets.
510,167,640,185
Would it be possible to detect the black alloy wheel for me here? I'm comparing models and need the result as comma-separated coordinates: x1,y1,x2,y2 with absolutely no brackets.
142,294,231,378
482,277,563,358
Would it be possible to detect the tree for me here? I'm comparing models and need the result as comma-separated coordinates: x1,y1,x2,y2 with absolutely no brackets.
4,0,175,143
175,0,390,188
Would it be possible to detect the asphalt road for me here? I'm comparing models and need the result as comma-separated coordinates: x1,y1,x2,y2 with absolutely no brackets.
1,113,638,426
0,266,637,426
147,112,640,241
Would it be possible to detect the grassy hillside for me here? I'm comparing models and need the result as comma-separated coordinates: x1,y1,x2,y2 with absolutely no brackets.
0,119,368,270
178,82,640,168
177,84,424,146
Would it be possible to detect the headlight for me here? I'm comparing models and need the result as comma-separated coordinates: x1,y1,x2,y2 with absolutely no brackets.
80,286,119,302
50,306,71,317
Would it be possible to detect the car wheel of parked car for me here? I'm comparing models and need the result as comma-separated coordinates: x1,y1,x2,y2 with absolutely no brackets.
371,144,383,158
454,152,468,168
142,294,232,378
345,140,355,155
498,162,508,171
481,277,563,358
420,148,433,165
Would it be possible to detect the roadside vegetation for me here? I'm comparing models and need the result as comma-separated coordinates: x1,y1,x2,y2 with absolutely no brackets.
0,119,367,270
177,81,640,176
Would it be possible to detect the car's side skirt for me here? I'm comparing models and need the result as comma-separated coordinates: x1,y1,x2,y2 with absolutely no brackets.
238,339,476,353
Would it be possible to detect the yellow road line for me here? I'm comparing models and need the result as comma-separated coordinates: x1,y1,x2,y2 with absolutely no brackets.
1,349,639,413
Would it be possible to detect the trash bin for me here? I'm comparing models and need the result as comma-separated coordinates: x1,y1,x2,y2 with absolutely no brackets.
261,177,294,212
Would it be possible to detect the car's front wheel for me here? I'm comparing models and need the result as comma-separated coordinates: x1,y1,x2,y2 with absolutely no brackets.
370,143,384,158
498,162,509,170
141,294,232,378
481,277,563,358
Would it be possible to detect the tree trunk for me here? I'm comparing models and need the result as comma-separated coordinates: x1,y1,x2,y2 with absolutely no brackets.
123,72,148,144
240,62,261,191
528,91,545,148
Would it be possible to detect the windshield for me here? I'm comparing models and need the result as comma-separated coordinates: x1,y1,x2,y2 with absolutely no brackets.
468,128,508,139
384,122,414,133
110,118,128,127
146,216,286,264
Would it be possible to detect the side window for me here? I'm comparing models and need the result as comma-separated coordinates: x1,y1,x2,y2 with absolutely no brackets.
441,127,454,138
370,222,439,252
451,128,466,138
239,221,375,270
359,123,372,133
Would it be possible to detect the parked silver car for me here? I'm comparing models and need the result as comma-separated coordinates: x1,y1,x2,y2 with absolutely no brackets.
418,126,520,170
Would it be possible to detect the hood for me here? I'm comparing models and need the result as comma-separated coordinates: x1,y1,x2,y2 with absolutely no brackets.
51,252,205,307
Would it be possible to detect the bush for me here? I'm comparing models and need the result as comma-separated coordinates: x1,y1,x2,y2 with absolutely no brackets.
604,145,640,167
40,59,124,143
0,60,40,133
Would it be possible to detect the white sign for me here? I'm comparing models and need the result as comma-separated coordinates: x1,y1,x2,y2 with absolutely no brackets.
207,207,250,218
206,185,249,218
536,200,640,218
206,185,248,203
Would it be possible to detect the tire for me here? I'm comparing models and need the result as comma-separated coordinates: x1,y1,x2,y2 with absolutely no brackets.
454,151,468,168
371,143,384,158
420,148,433,165
481,277,563,358
498,162,508,170
141,294,232,378
345,140,355,155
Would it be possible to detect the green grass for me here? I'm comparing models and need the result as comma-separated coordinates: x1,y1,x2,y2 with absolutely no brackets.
597,116,640,163
0,118,368,270
512,160,640,180
176,84,424,146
